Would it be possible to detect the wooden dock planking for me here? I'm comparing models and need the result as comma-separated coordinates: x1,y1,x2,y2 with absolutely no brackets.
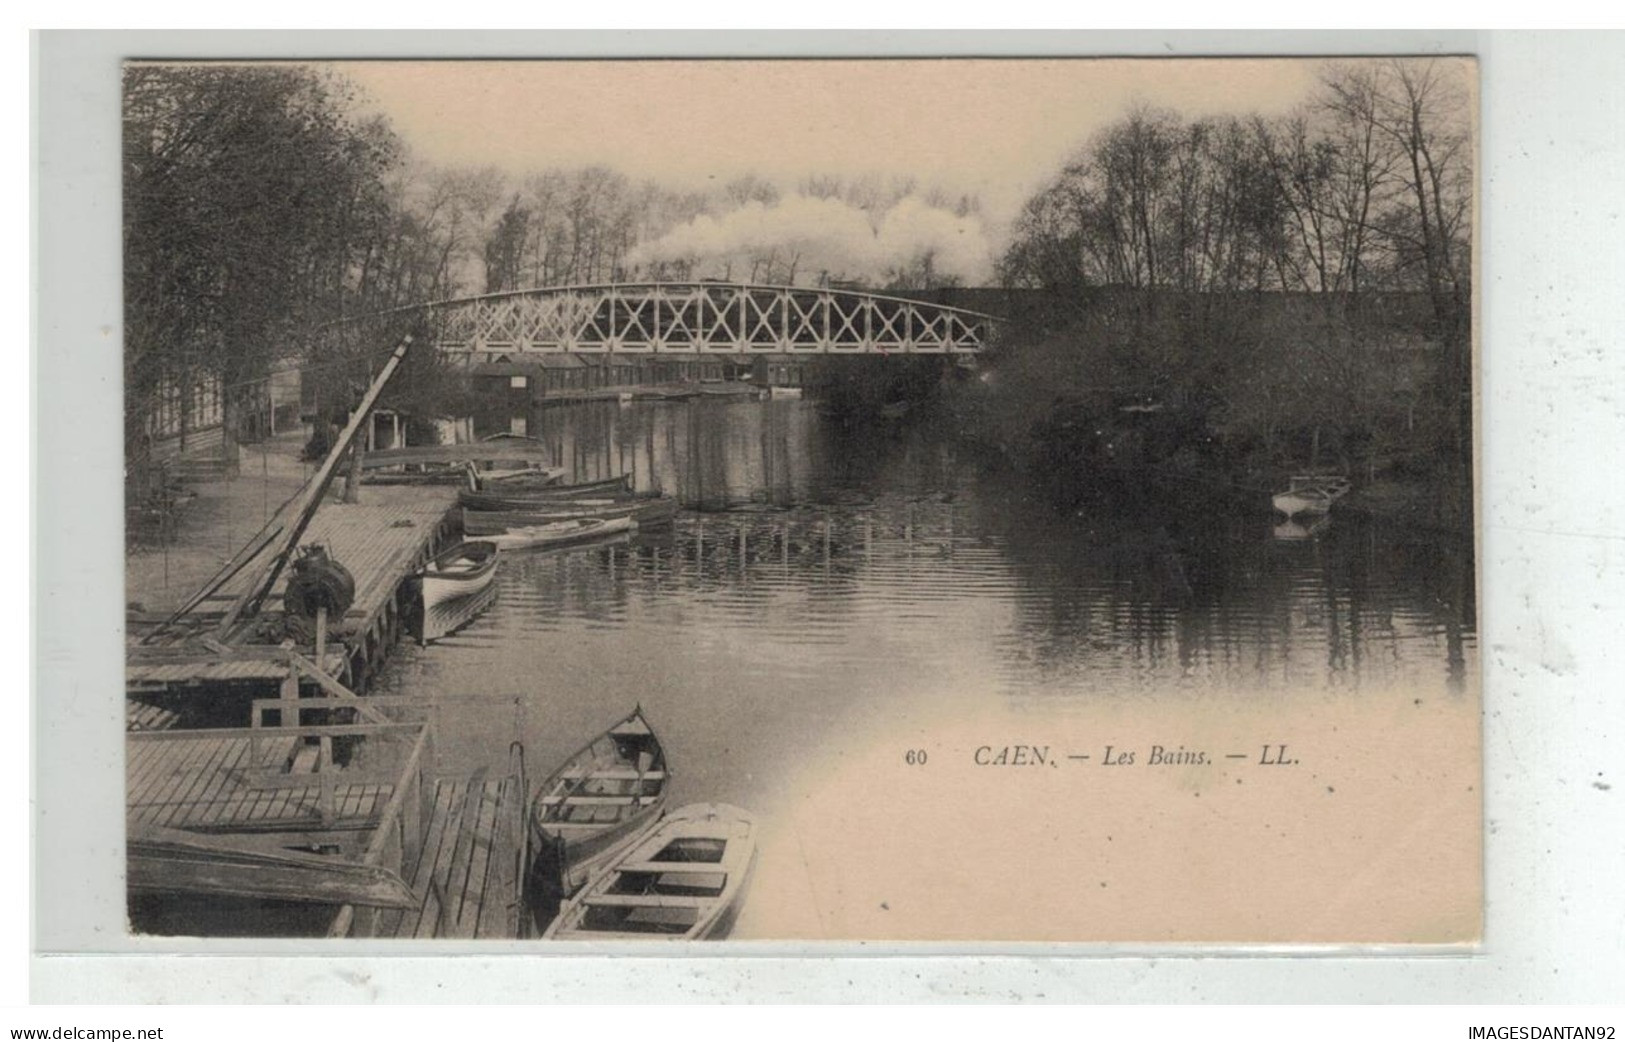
125,731,176,775
168,739,254,829
131,733,235,816
451,780,501,938
475,777,525,939
234,739,303,826
131,735,245,829
127,485,458,694
376,771,524,940
132,735,226,829
126,733,418,834
251,488,456,632
430,771,488,938
383,780,458,938
126,700,180,732
126,728,215,806
412,780,471,939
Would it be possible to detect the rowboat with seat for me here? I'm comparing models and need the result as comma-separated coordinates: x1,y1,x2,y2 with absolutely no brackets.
541,803,758,941
525,706,670,931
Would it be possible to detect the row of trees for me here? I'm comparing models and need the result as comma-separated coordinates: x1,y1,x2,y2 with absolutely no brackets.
980,59,1473,520
481,170,984,292
124,63,480,478
125,62,987,478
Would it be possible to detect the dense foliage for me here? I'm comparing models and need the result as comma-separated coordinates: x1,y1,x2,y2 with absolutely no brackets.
124,64,487,473
969,59,1473,524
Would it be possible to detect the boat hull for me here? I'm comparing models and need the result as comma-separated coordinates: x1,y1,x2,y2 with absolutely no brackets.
488,516,634,551
417,541,501,641
526,707,670,933
1271,490,1334,518
463,498,678,535
460,487,650,512
541,803,759,941
477,473,633,497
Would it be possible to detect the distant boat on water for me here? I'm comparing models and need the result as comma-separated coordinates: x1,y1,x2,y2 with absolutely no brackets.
1271,475,1351,519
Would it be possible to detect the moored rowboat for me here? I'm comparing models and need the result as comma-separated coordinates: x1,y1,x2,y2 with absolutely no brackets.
418,540,499,615
487,516,634,551
541,803,759,941
460,486,651,512
463,497,678,535
1271,475,1351,519
526,706,670,932
481,473,633,497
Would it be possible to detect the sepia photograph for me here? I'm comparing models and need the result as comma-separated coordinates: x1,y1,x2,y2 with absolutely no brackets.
115,55,1479,944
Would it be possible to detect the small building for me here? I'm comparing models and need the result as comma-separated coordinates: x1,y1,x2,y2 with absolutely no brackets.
141,370,226,464
751,354,806,388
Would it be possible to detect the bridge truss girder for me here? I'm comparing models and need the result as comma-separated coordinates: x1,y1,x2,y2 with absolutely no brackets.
423,283,996,357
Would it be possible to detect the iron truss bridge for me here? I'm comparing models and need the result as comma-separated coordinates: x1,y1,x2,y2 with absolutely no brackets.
406,283,999,357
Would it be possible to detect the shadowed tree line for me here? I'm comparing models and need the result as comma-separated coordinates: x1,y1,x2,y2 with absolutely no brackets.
123,63,482,499
124,63,988,502
964,59,1473,528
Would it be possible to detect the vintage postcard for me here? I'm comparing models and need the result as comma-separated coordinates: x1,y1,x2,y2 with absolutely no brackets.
117,56,1479,945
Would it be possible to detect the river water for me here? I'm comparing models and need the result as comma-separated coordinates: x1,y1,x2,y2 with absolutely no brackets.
375,397,1480,942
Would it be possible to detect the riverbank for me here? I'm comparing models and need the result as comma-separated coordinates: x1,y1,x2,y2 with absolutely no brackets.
934,383,1474,537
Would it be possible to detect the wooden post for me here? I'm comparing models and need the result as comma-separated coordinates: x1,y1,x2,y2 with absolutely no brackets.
319,735,335,824
315,606,328,678
342,442,364,504
279,667,299,729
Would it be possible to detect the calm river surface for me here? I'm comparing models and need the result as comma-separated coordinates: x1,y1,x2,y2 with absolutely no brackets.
374,397,1478,940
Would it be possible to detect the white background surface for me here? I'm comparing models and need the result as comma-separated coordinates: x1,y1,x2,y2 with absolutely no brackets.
23,29,1625,1005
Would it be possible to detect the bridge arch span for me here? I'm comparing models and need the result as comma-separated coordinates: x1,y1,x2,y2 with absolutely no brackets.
397,282,998,358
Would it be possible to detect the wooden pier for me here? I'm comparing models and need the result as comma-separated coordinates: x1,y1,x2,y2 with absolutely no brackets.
127,485,460,704
127,697,530,940
361,772,529,940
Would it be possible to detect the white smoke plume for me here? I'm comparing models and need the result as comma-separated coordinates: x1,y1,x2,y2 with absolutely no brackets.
628,193,993,287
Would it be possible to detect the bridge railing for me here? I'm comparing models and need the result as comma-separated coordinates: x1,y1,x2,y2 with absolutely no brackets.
412,282,997,356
